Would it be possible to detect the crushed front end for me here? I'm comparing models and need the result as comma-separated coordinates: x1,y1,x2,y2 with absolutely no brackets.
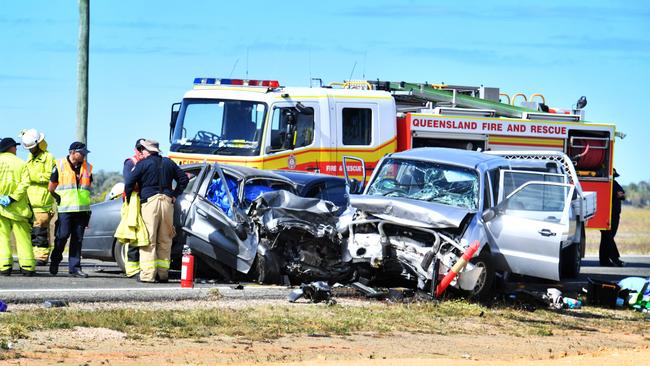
347,196,483,294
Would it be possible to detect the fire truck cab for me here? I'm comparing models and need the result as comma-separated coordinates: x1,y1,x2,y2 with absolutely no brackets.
169,78,397,177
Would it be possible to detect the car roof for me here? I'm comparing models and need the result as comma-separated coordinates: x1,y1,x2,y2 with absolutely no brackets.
219,163,294,183
274,170,347,188
389,148,507,169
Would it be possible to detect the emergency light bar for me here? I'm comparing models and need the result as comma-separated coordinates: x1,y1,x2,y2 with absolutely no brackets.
193,77,280,88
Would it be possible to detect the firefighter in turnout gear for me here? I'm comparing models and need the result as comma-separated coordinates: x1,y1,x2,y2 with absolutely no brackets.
48,142,93,278
0,137,36,276
124,139,188,283
20,129,56,265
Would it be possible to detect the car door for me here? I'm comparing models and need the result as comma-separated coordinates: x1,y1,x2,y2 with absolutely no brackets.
484,181,574,281
182,163,258,273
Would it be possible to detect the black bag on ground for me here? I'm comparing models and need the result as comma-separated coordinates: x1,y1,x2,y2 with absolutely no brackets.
584,278,621,308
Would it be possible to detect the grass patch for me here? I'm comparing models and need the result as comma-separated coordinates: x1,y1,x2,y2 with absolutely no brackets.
0,301,646,344
586,206,650,254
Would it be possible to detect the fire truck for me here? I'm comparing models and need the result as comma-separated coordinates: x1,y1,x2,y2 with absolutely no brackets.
168,78,619,229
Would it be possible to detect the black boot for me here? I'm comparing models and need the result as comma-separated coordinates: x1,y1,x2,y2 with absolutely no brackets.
0,269,10,276
49,262,59,276
21,268,35,277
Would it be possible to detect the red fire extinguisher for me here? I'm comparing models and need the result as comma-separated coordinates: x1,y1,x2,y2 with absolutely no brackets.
181,244,194,288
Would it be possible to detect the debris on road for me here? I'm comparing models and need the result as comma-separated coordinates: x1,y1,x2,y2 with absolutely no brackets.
288,281,336,305
43,300,68,308
583,278,621,308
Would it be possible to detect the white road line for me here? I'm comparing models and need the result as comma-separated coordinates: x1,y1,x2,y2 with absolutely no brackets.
0,285,284,293
0,287,203,293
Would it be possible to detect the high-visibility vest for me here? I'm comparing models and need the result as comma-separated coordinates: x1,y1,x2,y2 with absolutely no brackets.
55,158,92,213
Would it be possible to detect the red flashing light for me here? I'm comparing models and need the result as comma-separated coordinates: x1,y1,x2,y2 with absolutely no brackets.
193,77,280,88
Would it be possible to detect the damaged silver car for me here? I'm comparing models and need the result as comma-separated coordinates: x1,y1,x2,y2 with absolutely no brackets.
346,148,583,299
181,163,351,283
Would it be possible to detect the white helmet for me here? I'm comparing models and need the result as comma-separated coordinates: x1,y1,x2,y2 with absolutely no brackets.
107,182,125,201
20,129,45,149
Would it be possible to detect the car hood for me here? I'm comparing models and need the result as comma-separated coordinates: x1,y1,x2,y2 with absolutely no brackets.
249,190,341,240
350,195,471,229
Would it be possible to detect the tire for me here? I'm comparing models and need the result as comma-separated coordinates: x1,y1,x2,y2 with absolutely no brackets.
561,241,582,279
468,248,495,301
253,251,281,284
113,240,127,273
561,224,584,279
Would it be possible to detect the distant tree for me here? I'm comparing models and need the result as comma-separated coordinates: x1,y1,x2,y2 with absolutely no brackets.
90,170,122,203
624,180,650,207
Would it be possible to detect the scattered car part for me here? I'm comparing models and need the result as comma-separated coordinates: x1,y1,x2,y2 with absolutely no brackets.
288,281,336,304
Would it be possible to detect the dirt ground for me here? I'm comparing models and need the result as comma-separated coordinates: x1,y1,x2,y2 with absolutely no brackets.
1,307,648,366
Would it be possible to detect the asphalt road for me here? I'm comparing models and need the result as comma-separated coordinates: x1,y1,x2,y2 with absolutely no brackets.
0,256,648,304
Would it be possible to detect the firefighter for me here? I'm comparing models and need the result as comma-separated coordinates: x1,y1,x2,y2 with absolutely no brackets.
124,139,188,283
20,129,56,266
48,142,93,278
120,138,146,277
600,169,625,267
0,137,36,276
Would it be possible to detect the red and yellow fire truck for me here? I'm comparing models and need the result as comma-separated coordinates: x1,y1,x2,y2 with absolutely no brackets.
168,78,619,229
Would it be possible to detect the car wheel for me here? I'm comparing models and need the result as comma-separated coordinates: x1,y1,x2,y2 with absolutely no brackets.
253,251,281,284
468,248,495,301
113,240,127,273
561,240,582,279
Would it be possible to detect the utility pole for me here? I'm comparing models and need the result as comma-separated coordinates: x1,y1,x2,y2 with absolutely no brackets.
77,0,89,143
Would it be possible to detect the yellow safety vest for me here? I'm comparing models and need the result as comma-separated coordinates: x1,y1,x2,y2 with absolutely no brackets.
55,158,92,213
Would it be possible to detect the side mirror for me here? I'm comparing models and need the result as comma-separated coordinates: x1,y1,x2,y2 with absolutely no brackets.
481,208,496,222
169,102,181,143
284,113,297,150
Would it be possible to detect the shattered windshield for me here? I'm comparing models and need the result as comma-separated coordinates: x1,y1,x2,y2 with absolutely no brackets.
172,99,267,156
367,158,479,210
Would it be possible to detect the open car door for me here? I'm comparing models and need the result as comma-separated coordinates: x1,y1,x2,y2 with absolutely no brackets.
485,180,575,281
183,163,258,274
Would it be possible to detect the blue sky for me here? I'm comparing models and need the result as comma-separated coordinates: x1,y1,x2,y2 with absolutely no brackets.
1,0,648,184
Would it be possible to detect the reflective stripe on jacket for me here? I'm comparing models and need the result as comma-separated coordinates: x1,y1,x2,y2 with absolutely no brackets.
55,158,92,213
0,152,33,221
26,150,56,212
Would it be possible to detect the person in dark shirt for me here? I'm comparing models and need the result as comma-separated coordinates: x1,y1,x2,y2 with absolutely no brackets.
600,169,625,267
48,141,93,278
124,139,188,282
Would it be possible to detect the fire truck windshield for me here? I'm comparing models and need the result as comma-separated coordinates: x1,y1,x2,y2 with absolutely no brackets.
171,98,267,156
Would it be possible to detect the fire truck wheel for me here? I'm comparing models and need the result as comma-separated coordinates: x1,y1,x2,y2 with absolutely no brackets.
468,247,495,301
